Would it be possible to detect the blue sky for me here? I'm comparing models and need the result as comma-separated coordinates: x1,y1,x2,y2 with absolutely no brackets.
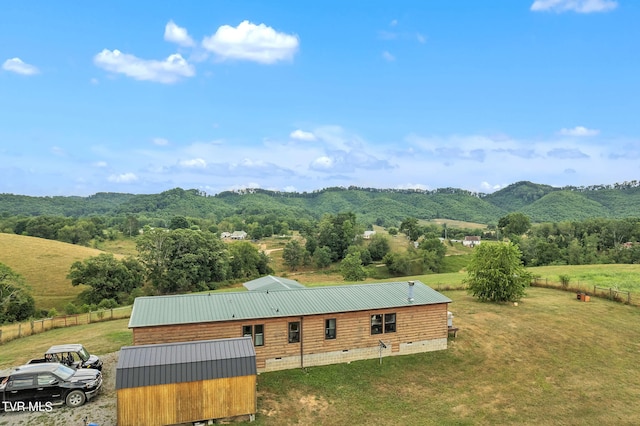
2,0,638,196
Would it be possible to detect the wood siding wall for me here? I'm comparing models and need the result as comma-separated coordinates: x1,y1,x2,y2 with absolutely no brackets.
117,375,256,426
133,303,448,369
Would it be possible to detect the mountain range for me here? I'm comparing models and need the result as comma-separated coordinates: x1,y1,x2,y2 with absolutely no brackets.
2,180,640,225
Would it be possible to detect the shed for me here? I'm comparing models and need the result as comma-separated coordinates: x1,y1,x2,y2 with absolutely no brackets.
243,275,306,292
116,337,257,426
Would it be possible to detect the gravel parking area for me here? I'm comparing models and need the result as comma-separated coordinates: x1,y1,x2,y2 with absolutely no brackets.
1,352,118,426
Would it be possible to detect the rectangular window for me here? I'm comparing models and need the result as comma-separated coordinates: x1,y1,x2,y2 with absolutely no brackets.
288,321,300,343
325,318,336,339
243,324,264,346
254,324,264,346
371,314,383,335
242,325,252,338
10,375,34,389
384,313,396,333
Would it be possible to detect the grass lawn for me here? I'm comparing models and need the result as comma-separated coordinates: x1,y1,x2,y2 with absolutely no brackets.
251,287,640,425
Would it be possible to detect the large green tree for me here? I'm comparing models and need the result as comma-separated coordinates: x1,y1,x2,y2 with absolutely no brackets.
340,253,366,281
228,241,272,279
315,212,360,262
283,239,306,271
0,263,36,323
136,228,229,294
67,253,145,304
464,242,531,302
400,217,422,242
498,213,531,239
368,234,391,261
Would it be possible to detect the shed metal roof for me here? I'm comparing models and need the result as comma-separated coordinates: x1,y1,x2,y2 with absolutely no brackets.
129,281,451,328
115,337,256,389
243,275,306,292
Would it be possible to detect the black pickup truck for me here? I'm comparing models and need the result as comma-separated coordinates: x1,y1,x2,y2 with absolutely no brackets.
27,344,103,371
0,363,102,411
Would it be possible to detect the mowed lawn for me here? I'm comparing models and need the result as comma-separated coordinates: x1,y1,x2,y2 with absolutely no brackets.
253,287,640,426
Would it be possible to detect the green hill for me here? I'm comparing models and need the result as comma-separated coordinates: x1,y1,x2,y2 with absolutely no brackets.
2,181,640,225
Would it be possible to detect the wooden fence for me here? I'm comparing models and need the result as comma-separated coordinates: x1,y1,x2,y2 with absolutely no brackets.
531,278,636,307
0,305,132,344
593,286,632,304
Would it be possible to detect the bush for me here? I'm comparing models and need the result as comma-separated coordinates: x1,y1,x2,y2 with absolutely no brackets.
98,298,118,309
64,302,79,315
559,274,571,289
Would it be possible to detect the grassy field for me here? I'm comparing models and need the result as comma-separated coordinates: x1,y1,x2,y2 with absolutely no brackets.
251,287,640,425
0,233,104,311
2,288,639,425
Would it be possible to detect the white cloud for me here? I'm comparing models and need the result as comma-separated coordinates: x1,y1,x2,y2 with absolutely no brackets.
310,156,334,170
290,129,316,141
390,19,398,27
531,0,618,13
416,33,427,44
164,20,195,47
152,137,170,146
93,161,108,168
395,183,429,191
382,51,395,62
480,182,505,191
558,126,600,136
2,57,39,75
108,172,138,183
202,20,299,64
179,158,207,168
93,49,195,83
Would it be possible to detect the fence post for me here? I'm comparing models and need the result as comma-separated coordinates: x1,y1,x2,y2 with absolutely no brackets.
31,320,34,335
110,308,113,319
88,311,91,324
18,323,22,337
0,329,3,344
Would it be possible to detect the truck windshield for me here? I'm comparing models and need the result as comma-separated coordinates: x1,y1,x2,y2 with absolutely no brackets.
53,364,75,380
78,347,90,362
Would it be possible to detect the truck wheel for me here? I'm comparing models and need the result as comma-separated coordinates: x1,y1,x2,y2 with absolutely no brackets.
66,390,86,407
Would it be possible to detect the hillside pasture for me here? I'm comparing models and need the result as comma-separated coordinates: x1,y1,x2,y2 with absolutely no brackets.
0,233,108,311
529,264,640,300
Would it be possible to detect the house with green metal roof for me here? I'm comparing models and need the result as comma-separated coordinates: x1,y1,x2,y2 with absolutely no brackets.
129,280,452,372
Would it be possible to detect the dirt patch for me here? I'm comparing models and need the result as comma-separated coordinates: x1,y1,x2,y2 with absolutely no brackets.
257,390,330,425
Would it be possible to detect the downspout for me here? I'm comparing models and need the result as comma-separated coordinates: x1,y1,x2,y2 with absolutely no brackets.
300,316,304,369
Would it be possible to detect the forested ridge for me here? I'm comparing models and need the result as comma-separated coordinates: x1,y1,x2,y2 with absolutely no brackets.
2,180,640,225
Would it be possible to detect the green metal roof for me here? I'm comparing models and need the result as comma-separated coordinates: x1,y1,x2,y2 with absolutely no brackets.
129,281,451,328
243,275,306,292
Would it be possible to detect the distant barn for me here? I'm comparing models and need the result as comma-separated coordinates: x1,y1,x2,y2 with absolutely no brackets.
116,337,256,426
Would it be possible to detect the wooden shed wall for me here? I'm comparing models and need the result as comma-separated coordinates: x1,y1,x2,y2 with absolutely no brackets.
133,303,448,369
117,375,256,426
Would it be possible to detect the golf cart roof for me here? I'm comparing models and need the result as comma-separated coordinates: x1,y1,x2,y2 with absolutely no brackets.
45,344,85,354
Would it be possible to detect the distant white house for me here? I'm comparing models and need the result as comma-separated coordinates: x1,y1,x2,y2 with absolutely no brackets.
230,231,248,240
220,232,232,239
463,236,481,247
363,230,376,239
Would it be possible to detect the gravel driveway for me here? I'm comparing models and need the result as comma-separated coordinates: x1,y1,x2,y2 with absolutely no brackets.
1,352,119,426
